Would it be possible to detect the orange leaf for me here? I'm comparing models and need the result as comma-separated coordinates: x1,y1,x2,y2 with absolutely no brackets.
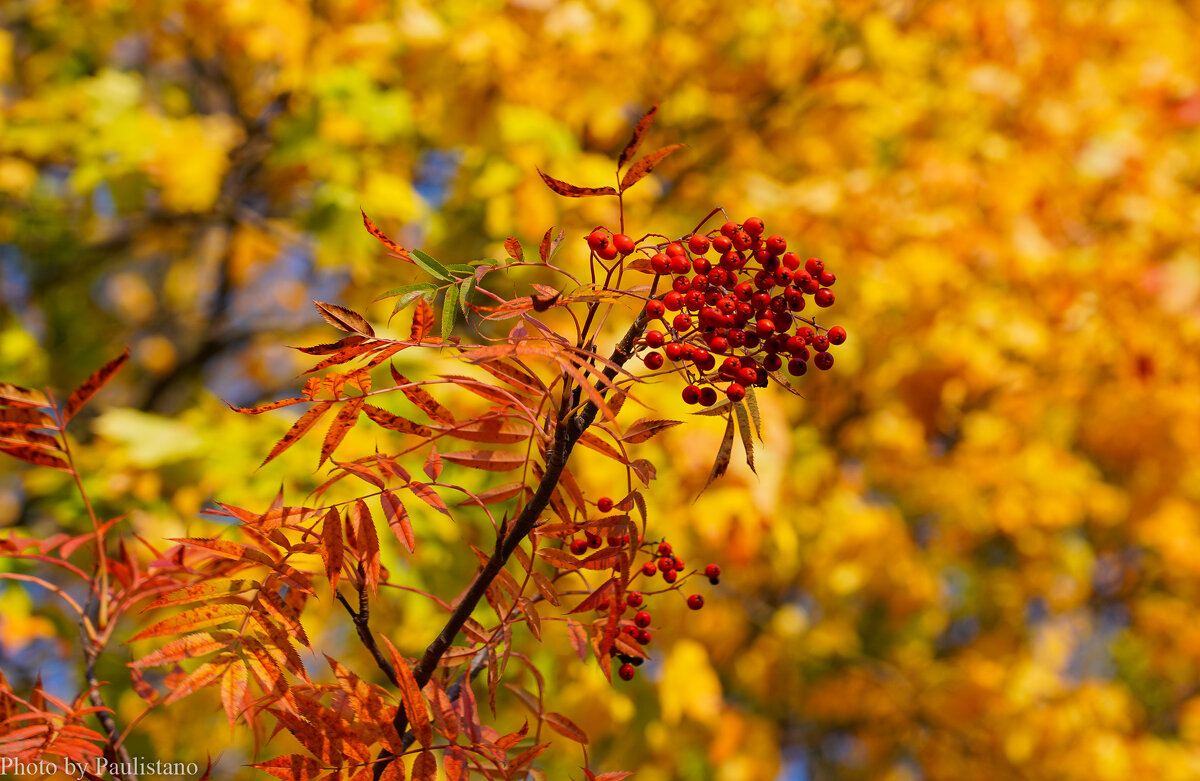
161,659,227,705
617,103,659,169
0,406,56,427
353,499,380,594
319,396,364,467
381,638,432,747
321,507,343,591
458,481,528,507
504,237,524,262
171,537,273,565
423,443,443,480
391,368,456,424
536,548,581,571
576,430,627,465
536,168,618,198
407,482,449,517
565,620,588,662
129,668,158,702
568,578,616,615
440,449,527,471
251,754,326,781
146,579,259,609
227,396,311,414
380,490,415,553
531,572,560,606
443,746,468,781
430,416,533,445
63,347,129,421
0,444,71,472
595,773,636,781
314,300,375,336
362,404,432,437
361,209,412,260
130,632,235,668
410,298,435,342
260,401,334,467
621,418,682,444
620,143,685,192
412,749,437,781
544,711,588,744
130,604,248,642
220,658,249,728
0,382,48,408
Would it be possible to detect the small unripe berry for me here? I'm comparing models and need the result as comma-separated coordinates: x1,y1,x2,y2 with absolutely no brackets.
597,496,614,513
687,594,705,610
619,663,636,681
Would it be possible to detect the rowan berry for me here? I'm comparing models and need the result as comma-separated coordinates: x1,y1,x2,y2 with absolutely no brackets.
626,591,643,608
712,235,732,253
619,663,636,681
645,330,665,348
765,235,787,254
641,561,657,576
597,243,619,260
646,299,665,319
688,234,711,255
681,384,700,404
787,358,808,377
699,386,718,406
671,275,690,294
733,231,754,252
692,256,712,275
597,496,614,513
827,325,847,345
720,221,739,238
644,352,664,370
742,217,765,236
710,336,729,354
781,252,801,270
613,234,636,255
657,557,674,573
726,383,746,402
755,318,775,337
663,569,677,583
669,254,691,275
673,556,684,570
811,333,830,352
687,594,705,610
814,351,834,370
587,532,602,548
636,629,652,645
664,342,684,361
664,291,684,312
805,257,824,276
762,353,782,372
587,230,609,251
666,241,686,256
704,564,721,579
570,538,588,555
672,313,692,332
819,269,836,287
634,610,652,628
815,288,835,308
657,542,673,556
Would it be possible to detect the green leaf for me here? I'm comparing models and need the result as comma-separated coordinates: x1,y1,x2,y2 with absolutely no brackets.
444,263,476,277
442,284,459,340
391,289,436,319
375,282,436,303
459,276,476,316
411,249,451,280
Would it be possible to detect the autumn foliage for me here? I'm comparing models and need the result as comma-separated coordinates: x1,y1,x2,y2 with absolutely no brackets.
0,106,844,780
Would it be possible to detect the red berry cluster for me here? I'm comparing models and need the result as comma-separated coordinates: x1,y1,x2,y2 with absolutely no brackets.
632,218,845,404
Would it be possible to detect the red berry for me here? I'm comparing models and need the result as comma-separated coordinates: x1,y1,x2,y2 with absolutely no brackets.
720,221,739,238
645,330,665,348
819,269,836,287
657,542,673,556
665,242,687,257
597,496,614,512
663,569,677,583
787,358,808,376
765,235,787,255
742,217,765,236
688,234,711,254
646,300,665,319
657,556,674,572
687,594,705,610
692,256,712,275
587,532,602,549
726,383,745,402
732,231,753,251
626,591,643,608
634,610,652,628
663,291,684,311
636,629,652,645
704,564,721,579
827,325,847,345
672,275,691,293
650,253,671,274
781,252,801,270
644,352,664,370
669,254,691,274
672,313,692,332
805,257,824,275
712,235,732,253
815,288,835,308
587,230,609,251
682,384,700,404
811,334,830,352
641,561,657,576
814,351,834,370
619,663,636,681
699,386,718,406
709,336,729,354
756,318,775,337
570,538,588,555
612,234,635,255
597,243,619,261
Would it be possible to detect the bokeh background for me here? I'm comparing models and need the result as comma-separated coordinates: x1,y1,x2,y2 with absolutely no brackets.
4,0,1200,779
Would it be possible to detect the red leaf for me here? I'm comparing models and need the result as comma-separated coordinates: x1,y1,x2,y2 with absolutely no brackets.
352,499,381,594
361,209,412,260
504,237,524,262
63,347,130,421
536,548,581,571
440,449,527,471
129,667,158,702
544,711,588,744
412,749,437,781
130,632,234,668
362,403,433,437
458,481,528,507
321,507,343,590
391,368,456,424
319,396,364,467
227,396,311,414
0,444,71,471
565,619,588,662
314,300,375,336
443,746,468,781
130,604,248,641
250,754,326,781
410,298,435,342
423,443,443,480
380,490,415,553
0,406,56,427
594,773,636,781
568,578,616,614
621,417,683,444
161,659,227,705
620,143,685,192
260,401,334,467
220,658,249,728
381,638,432,748
407,482,449,516
536,168,618,198
294,335,369,356
617,103,660,169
